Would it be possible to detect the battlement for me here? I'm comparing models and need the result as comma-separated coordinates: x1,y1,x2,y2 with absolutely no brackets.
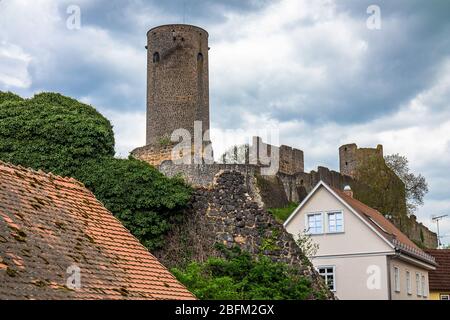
250,136,304,175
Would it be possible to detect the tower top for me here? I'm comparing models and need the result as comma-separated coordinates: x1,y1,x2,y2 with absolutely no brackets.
147,24,209,37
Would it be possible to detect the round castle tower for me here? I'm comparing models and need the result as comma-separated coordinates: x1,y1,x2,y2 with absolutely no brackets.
146,24,210,145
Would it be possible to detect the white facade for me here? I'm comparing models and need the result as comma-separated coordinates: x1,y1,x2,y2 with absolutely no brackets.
284,182,435,300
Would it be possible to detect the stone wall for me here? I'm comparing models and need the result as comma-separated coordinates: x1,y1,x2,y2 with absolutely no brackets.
339,143,384,178
250,136,304,175
157,160,438,248
131,143,174,167
154,170,333,299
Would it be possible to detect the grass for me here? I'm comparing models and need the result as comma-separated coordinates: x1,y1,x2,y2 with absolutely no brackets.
268,202,299,223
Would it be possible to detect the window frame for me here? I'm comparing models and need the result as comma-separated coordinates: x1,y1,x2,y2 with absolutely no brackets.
406,270,412,295
317,265,336,292
416,273,422,297
306,212,324,235
441,294,450,300
326,210,344,233
421,275,427,297
394,266,400,293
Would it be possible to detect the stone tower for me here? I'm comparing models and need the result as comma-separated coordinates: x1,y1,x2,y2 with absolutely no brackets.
146,24,210,145
132,24,211,166
339,143,384,178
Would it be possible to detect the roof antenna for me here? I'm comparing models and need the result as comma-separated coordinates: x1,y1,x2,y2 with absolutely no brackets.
432,214,448,248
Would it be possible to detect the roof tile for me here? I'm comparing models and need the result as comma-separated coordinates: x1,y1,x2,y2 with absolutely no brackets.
424,249,450,291
0,161,195,300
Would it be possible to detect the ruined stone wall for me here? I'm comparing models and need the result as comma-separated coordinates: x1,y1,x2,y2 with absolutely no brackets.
154,171,333,299
157,160,438,248
131,143,174,167
249,136,304,175
339,143,384,178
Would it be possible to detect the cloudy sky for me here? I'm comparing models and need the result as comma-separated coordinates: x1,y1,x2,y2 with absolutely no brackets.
1,0,450,244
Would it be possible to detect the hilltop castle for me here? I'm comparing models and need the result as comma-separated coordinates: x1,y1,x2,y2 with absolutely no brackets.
131,24,437,249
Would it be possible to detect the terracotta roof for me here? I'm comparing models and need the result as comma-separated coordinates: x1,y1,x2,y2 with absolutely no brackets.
330,186,436,266
424,249,450,291
0,161,195,300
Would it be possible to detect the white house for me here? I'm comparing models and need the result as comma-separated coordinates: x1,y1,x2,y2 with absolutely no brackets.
284,181,437,300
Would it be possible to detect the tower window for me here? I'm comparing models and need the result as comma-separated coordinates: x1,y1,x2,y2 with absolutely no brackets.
197,52,203,62
153,52,160,63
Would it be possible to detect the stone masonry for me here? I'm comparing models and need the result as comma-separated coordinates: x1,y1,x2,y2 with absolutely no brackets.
154,171,333,299
133,24,212,164
146,24,210,145
339,143,384,178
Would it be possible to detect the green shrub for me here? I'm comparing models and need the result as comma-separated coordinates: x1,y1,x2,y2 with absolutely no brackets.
0,92,115,177
0,91,23,104
75,157,191,250
172,245,321,300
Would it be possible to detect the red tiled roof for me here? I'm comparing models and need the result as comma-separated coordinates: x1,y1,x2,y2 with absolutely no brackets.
424,249,450,291
330,186,435,266
0,161,195,300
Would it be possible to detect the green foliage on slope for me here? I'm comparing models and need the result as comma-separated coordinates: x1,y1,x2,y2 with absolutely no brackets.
172,245,326,300
268,202,299,223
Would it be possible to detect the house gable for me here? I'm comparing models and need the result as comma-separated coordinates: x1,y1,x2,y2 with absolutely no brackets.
285,183,394,257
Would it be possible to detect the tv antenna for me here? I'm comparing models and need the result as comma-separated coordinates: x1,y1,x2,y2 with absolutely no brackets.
432,214,448,248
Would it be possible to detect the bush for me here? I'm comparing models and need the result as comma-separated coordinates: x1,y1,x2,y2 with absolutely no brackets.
75,157,191,250
0,91,23,104
0,92,115,177
171,245,322,300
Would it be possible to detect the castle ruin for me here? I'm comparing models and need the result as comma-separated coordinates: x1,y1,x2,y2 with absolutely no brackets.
132,24,437,249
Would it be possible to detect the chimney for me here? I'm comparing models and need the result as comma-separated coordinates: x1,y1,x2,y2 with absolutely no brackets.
343,185,353,198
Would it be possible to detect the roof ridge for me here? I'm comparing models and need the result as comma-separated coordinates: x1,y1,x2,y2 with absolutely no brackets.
0,159,85,188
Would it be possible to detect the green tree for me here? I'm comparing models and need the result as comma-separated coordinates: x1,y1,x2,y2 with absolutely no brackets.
0,91,191,250
171,245,325,300
385,154,428,214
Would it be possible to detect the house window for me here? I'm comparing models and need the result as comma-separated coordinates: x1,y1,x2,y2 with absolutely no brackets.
318,266,336,292
307,213,323,234
406,271,412,295
416,273,421,296
441,294,450,300
421,275,426,297
394,267,400,292
327,212,343,233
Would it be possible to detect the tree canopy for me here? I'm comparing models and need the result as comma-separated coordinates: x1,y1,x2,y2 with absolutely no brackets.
385,153,429,214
